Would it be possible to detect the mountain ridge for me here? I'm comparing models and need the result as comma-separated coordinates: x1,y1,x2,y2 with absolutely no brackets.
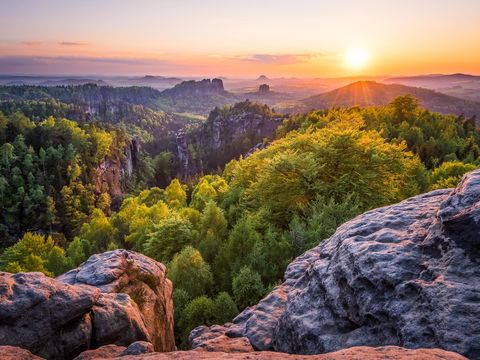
280,81,480,120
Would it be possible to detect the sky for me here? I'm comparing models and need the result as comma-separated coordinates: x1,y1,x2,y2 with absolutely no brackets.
1,0,480,77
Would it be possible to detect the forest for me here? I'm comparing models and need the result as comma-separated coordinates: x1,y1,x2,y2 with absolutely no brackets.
0,93,479,346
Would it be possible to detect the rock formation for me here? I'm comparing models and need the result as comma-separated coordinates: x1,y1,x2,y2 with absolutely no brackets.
162,79,226,97
0,346,44,360
0,345,467,360
94,138,139,202
258,84,270,93
175,101,283,178
190,171,480,359
72,341,154,359
0,250,174,359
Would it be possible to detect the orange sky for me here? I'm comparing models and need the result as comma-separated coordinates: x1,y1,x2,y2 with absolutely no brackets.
1,0,480,77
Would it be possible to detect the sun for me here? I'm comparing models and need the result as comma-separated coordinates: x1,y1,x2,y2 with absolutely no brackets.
345,47,370,70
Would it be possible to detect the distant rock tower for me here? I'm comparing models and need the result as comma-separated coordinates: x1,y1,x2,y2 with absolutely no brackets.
259,83,270,93
211,78,225,92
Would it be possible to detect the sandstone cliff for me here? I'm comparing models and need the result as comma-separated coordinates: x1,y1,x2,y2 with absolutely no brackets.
190,170,480,359
94,138,139,201
0,250,174,359
175,101,283,177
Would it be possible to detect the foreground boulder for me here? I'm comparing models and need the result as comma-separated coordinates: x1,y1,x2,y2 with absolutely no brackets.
0,250,174,359
73,341,154,359
1,345,466,360
190,171,480,359
119,347,466,359
0,346,44,360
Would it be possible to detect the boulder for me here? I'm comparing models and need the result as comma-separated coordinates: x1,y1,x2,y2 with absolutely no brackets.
189,326,254,352
73,345,126,360
105,346,466,359
121,341,155,355
0,345,467,360
72,341,154,359
0,250,174,359
59,250,174,352
190,171,480,359
0,346,44,360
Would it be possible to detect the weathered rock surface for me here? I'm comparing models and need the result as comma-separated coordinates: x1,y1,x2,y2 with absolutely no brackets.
0,346,44,360
73,345,127,360
189,325,254,352
175,101,282,177
73,341,154,359
77,346,468,359
190,171,480,359
94,138,139,201
0,250,174,359
121,341,155,355
11,345,464,360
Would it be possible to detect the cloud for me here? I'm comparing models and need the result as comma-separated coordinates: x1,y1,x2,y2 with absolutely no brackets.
236,53,324,65
59,41,88,46
0,55,173,74
20,41,42,47
0,55,166,66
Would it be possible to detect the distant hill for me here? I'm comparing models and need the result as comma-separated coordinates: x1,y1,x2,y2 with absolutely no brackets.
114,75,183,90
283,81,480,119
39,79,109,87
384,73,480,87
383,74,480,102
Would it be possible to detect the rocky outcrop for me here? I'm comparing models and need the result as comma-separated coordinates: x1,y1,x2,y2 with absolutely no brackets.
4,346,466,360
0,250,174,359
162,79,226,98
0,346,44,360
94,138,139,201
175,101,283,177
190,171,480,359
189,325,254,352
73,341,154,359
59,250,174,352
258,84,270,93
121,347,465,360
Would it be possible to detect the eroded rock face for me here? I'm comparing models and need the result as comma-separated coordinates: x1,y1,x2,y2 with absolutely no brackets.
190,171,480,359
0,250,174,359
59,250,175,352
77,346,468,360
0,346,44,360
73,341,154,360
175,101,283,178
1,345,467,360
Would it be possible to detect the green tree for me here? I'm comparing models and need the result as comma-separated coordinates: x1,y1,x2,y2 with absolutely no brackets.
143,214,193,262
66,236,90,267
430,161,478,190
180,296,215,346
191,178,218,210
45,246,70,276
0,232,64,276
390,94,419,123
213,292,238,324
198,201,228,263
164,179,187,208
232,266,264,310
173,288,191,346
75,208,116,255
168,246,213,298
